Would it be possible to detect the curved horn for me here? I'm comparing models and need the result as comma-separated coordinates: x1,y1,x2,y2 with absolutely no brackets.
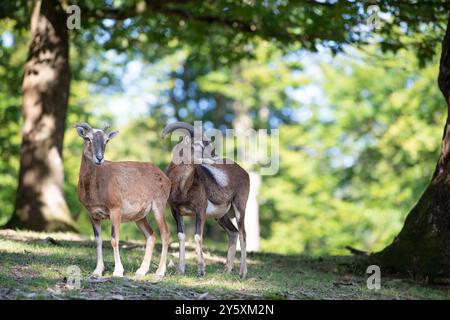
161,122,194,138
73,122,92,130
102,122,110,132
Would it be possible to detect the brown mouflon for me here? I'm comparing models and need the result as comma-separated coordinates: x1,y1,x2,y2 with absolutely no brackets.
74,122,171,278
162,122,250,278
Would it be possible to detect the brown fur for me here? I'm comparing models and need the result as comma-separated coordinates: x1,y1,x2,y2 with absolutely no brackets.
78,146,170,222
166,162,249,218
163,122,250,278
76,127,171,278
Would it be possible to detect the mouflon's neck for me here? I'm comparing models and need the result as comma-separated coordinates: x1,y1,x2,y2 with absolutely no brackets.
80,143,97,176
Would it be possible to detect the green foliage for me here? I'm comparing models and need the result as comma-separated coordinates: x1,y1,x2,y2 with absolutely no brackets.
260,47,444,255
3,1,448,67
0,20,27,225
71,0,448,66
197,41,308,129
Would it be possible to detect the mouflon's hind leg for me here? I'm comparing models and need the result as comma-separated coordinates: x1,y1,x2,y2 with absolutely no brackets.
171,206,186,274
194,209,206,276
218,216,239,273
135,217,156,277
153,201,170,278
232,198,248,279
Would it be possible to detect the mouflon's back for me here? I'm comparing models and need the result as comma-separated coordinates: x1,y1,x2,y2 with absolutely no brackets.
111,161,171,201
78,160,170,209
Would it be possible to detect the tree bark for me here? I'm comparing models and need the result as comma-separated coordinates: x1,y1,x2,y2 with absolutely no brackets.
233,100,261,252
245,171,261,252
5,0,76,231
373,15,450,278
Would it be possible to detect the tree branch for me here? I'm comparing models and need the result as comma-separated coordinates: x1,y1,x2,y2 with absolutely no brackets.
78,1,310,45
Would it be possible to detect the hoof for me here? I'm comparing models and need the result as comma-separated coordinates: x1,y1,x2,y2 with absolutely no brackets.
155,268,166,279
113,268,124,277
135,267,148,278
224,265,233,273
154,274,164,282
92,269,104,277
197,269,206,277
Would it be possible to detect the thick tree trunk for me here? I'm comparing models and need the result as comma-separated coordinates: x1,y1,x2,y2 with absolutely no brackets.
5,0,76,231
373,15,450,278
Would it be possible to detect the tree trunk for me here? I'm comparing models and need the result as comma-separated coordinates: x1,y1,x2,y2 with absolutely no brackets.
5,0,76,231
233,101,261,252
244,171,261,252
373,15,450,278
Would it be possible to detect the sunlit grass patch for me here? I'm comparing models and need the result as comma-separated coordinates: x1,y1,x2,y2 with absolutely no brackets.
1,230,450,300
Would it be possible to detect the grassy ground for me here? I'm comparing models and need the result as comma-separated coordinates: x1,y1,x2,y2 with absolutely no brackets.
1,229,449,300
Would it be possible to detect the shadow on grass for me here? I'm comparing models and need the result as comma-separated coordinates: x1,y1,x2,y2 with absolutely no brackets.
1,236,450,300
0,249,282,300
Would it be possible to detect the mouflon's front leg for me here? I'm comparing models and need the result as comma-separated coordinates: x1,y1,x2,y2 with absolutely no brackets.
110,211,124,277
91,218,104,277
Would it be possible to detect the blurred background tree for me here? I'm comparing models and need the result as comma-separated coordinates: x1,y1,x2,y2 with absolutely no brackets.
260,47,443,255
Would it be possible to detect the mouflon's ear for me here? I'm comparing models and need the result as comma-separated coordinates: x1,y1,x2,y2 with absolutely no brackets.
73,123,91,138
107,130,119,141
75,127,85,137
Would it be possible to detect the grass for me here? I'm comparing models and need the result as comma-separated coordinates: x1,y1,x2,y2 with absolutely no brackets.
1,229,450,300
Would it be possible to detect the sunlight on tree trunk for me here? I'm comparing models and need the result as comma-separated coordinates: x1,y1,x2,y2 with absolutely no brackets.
374,16,450,278
244,171,261,252
233,100,260,252
5,0,76,231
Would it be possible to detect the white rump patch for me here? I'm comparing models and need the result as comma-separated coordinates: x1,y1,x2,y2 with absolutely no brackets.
201,164,229,187
206,201,231,218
